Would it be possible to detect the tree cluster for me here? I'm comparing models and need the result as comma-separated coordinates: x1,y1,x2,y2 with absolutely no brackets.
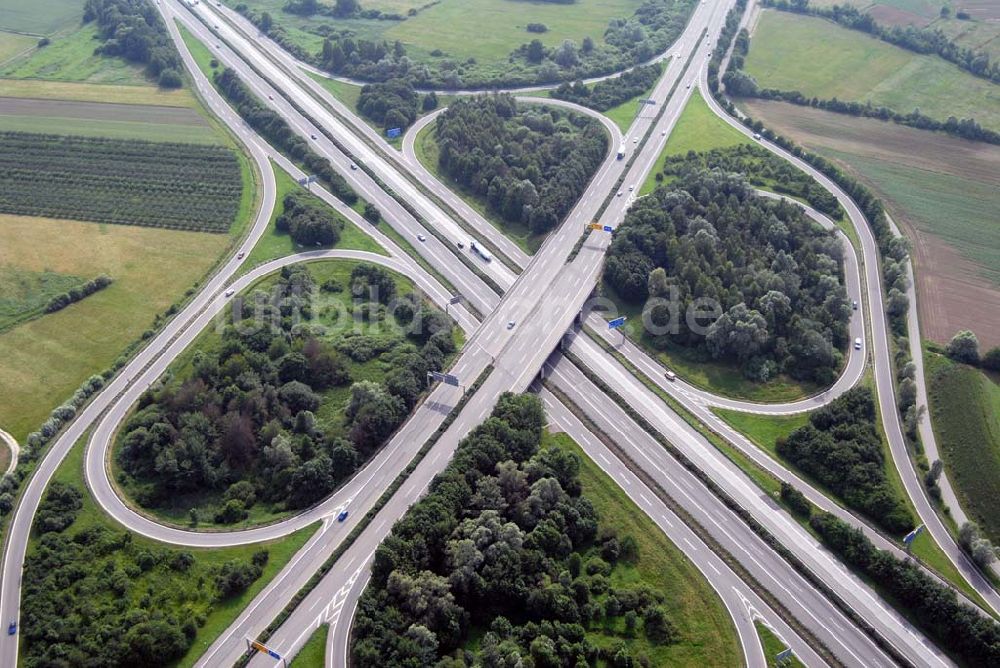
812,512,1000,665
606,170,850,383
116,264,456,520
318,33,411,82
946,330,1000,371
357,78,420,131
22,482,268,667
276,191,343,246
213,68,357,205
353,394,678,665
552,63,663,112
764,0,1000,84
83,0,183,87
777,387,914,533
654,144,842,218
435,94,607,235
44,275,113,314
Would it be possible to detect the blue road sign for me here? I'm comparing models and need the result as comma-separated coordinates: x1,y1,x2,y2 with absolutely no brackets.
268,649,282,659
776,648,792,662
386,127,402,139
608,317,627,330
603,225,613,233
903,524,924,546
428,371,460,386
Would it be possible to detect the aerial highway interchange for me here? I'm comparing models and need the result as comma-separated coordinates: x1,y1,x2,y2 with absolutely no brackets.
0,0,997,666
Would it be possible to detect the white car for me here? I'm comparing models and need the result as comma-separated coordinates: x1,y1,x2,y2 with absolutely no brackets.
664,370,677,382
507,320,516,330
852,300,858,310
349,163,357,170
628,185,635,192
617,190,622,197
633,137,638,144
854,337,863,350
686,83,691,89
224,288,235,297
236,251,245,259
661,130,667,136
417,234,426,242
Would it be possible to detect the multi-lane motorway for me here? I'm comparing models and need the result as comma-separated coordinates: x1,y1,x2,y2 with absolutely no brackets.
1,0,996,666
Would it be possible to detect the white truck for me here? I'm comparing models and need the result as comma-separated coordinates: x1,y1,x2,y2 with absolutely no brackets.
469,240,492,262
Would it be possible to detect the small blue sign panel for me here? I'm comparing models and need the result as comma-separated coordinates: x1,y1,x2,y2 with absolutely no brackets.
608,317,627,330
268,650,282,660
776,648,792,661
603,225,613,233
386,127,402,138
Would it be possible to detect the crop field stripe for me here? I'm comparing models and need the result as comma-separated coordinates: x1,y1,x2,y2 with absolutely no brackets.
0,131,242,232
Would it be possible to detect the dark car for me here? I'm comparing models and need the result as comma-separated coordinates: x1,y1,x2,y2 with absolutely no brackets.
337,510,349,522
8,621,16,636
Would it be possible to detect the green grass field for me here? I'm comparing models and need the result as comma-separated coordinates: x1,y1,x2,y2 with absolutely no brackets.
0,30,34,63
289,625,327,667
0,77,199,105
640,89,752,194
0,266,85,331
926,349,1000,543
0,215,231,442
712,409,810,458
744,10,1000,131
0,0,83,35
550,431,741,665
0,22,150,84
756,622,805,667
22,431,317,668
242,162,387,269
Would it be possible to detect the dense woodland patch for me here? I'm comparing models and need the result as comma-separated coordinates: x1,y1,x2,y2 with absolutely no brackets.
778,386,914,534
0,131,242,232
84,0,184,87
353,394,684,666
434,94,607,236
605,170,850,384
115,263,457,524
552,63,662,112
21,481,270,667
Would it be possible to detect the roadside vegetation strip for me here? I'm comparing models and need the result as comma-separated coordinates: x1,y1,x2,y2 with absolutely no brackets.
557,352,918,667
18,429,317,668
925,349,1000,543
0,131,242,232
542,381,842,668
237,365,494,666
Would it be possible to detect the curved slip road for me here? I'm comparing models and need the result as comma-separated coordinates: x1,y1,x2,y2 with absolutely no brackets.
699,42,1000,615
0,429,17,476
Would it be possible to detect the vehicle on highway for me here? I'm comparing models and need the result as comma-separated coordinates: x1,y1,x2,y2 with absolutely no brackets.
338,510,349,522
628,185,635,192
457,240,464,249
310,134,317,140
417,234,426,242
236,251,245,259
349,163,357,170
268,95,273,100
617,190,622,197
616,148,626,160
470,240,492,262
854,337,863,350
661,130,667,136
633,137,638,144
686,82,691,88
753,133,762,140
852,300,859,310
224,288,235,297
665,370,677,382
507,320,516,330
7,622,16,636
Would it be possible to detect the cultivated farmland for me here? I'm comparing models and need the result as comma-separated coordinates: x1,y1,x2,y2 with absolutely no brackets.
743,9,1000,131
0,131,243,232
0,96,221,143
741,99,1000,347
926,350,1000,544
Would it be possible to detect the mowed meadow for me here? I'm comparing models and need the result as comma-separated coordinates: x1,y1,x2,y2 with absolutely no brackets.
743,9,1000,131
